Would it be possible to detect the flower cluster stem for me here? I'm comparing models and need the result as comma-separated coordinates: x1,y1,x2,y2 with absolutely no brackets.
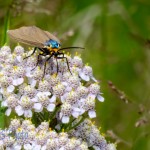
49,106,61,122
65,114,87,132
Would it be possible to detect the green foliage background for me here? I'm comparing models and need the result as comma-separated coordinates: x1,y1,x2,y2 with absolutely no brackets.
0,0,150,149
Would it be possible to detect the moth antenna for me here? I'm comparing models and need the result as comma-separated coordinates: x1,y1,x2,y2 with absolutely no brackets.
59,47,85,51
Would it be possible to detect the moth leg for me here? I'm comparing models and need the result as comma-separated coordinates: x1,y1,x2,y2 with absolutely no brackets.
43,54,54,78
31,53,47,71
24,47,37,59
38,48,47,53
57,53,72,75
56,58,59,75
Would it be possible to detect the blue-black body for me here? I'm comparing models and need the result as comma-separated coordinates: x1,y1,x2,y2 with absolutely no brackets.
45,39,61,49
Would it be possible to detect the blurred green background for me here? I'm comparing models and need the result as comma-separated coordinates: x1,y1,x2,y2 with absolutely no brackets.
0,0,150,149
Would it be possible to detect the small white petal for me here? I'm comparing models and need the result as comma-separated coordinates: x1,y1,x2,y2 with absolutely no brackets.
0,140,3,147
97,95,104,102
34,108,43,113
1,101,7,107
59,112,62,118
6,147,11,150
13,79,18,86
80,98,86,103
20,95,26,100
41,146,46,150
7,85,15,93
88,110,96,118
72,111,80,118
37,92,43,97
28,78,36,87
44,92,51,96
44,74,50,78
24,144,32,150
26,67,32,72
0,88,3,94
60,94,67,103
88,93,96,99
16,56,22,62
24,110,32,118
93,146,100,150
17,78,24,85
13,144,22,150
55,124,61,130
79,72,90,81
62,82,68,86
73,107,80,112
62,116,70,123
31,97,38,102
15,105,24,116
5,108,12,116
65,86,72,92
26,71,32,78
79,108,85,115
0,94,2,101
30,142,36,148
60,96,65,103
33,103,42,111
13,78,24,86
91,76,97,82
31,80,37,87
47,104,55,112
33,145,41,150
49,95,56,103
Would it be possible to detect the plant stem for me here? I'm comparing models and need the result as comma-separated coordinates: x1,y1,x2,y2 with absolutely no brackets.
1,8,10,46
64,117,75,131
65,115,86,132
49,106,61,122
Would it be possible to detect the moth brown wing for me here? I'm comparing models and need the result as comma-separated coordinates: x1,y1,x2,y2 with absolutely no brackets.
8,32,43,48
44,30,61,44
7,26,48,48
29,26,50,44
27,26,61,44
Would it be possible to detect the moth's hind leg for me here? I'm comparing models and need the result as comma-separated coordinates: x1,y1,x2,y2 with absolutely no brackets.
24,47,37,59
57,53,72,75
43,54,54,78
31,52,47,71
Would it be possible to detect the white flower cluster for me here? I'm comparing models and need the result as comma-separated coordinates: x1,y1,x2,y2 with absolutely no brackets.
69,119,117,150
0,45,117,150
0,119,116,150
0,119,89,150
0,46,104,123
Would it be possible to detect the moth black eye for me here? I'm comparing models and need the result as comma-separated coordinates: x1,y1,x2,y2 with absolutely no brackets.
47,44,51,47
